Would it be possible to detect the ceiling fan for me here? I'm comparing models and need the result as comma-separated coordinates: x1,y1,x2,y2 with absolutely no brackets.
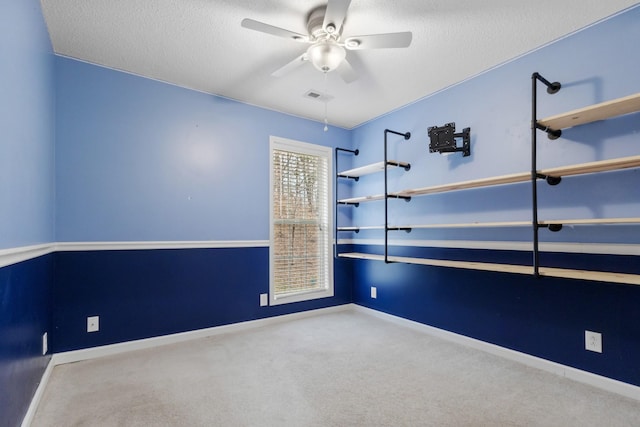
241,0,412,83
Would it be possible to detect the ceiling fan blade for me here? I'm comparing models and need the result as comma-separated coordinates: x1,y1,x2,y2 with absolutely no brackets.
344,32,412,50
323,0,351,34
241,18,308,42
337,58,358,83
271,53,308,78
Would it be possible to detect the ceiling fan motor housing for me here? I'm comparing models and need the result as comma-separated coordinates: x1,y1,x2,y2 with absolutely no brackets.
307,6,333,39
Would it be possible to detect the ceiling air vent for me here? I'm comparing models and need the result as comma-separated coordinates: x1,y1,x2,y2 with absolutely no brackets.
303,90,334,103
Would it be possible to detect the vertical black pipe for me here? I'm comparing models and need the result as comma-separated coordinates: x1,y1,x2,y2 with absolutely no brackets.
382,130,411,263
334,147,359,258
334,147,339,259
384,130,389,263
531,73,540,277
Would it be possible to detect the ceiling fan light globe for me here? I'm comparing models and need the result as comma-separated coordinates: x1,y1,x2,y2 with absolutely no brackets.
307,41,346,73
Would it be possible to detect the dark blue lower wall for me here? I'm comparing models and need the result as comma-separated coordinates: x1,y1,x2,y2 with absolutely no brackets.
4,243,638,427
352,244,640,387
52,247,353,353
0,255,53,427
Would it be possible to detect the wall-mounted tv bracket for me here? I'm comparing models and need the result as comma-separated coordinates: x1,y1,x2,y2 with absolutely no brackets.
384,129,412,263
531,72,562,276
428,122,471,157
335,147,359,258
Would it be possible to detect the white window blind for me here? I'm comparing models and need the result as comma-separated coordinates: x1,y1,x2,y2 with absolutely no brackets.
270,137,333,305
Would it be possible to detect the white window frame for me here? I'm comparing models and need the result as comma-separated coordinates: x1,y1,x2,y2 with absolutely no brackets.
269,136,334,306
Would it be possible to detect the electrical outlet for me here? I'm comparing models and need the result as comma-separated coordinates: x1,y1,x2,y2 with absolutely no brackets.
42,332,48,355
585,330,602,353
87,316,100,333
371,286,377,299
260,293,268,307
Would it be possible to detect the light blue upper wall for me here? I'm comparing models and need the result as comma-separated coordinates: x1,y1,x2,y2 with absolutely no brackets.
0,0,55,250
350,6,640,244
48,5,640,244
55,58,351,242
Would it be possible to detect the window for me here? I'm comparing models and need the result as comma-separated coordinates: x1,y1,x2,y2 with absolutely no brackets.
269,136,333,305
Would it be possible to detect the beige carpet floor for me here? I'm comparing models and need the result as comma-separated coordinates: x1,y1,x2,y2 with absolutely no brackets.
32,309,640,426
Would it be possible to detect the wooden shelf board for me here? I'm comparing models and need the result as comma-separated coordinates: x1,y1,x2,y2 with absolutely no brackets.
539,267,640,286
401,221,531,229
338,194,385,204
338,161,410,178
538,92,640,130
337,226,385,231
539,218,640,226
338,252,534,274
540,155,640,178
393,172,530,197
388,156,640,200
340,218,640,231
337,219,637,243
338,252,640,285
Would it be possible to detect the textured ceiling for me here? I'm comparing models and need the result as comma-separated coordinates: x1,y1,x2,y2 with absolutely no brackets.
40,0,638,128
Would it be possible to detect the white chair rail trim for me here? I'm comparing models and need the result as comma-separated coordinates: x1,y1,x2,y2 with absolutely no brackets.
0,241,270,268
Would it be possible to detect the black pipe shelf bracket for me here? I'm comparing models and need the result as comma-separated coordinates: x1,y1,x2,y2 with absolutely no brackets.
531,72,563,276
428,122,471,157
539,223,564,232
387,160,412,171
336,148,360,156
535,173,562,186
334,147,360,258
532,72,562,140
384,129,412,263
337,174,360,181
338,201,360,207
535,122,562,140
387,194,412,202
387,226,413,233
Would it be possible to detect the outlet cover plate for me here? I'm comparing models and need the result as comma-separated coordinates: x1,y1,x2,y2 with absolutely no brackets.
585,330,602,353
260,293,268,307
371,287,377,299
87,316,100,333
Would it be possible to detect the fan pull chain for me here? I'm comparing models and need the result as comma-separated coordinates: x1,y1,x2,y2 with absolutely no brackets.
323,71,329,132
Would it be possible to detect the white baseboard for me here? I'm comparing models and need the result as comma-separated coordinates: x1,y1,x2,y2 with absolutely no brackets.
352,304,640,401
21,358,54,427
52,304,352,365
